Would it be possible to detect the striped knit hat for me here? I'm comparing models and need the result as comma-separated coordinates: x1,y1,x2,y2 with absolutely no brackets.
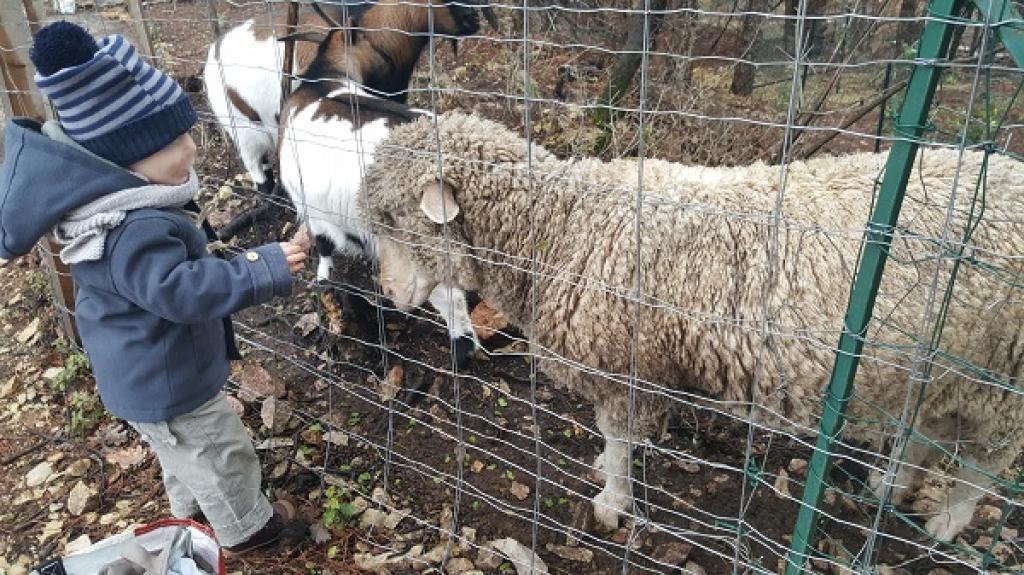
29,21,196,167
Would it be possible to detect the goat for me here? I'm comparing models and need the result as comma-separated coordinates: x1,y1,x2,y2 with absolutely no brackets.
277,26,480,364
204,0,497,240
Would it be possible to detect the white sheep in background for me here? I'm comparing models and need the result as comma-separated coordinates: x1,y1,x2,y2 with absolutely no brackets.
203,0,496,239
359,112,1024,542
278,30,480,363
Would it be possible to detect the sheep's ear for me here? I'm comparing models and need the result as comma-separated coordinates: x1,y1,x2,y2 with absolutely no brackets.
420,181,460,224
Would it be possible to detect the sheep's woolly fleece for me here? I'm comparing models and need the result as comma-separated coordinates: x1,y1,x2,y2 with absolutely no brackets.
361,112,1024,494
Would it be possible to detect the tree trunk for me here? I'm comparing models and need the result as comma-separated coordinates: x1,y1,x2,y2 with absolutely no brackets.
590,0,669,128
729,0,760,96
897,0,921,45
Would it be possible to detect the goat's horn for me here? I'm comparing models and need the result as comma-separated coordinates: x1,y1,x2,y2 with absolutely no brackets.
311,2,342,30
277,31,327,44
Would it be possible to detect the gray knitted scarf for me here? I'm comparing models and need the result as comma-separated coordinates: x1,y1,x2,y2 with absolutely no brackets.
53,169,199,264
44,121,200,265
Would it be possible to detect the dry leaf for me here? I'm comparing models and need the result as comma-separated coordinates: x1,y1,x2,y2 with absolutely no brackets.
319,292,345,334
310,522,332,544
470,300,508,340
379,365,403,402
16,318,40,344
105,445,147,469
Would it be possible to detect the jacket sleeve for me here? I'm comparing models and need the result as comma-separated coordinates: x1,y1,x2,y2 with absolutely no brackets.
107,215,293,323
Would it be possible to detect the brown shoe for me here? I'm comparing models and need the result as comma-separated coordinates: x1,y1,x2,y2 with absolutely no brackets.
223,501,297,555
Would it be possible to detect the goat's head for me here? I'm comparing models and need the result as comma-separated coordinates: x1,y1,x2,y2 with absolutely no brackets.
356,0,499,38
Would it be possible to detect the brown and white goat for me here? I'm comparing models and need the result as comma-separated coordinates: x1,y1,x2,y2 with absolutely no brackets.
277,26,479,364
204,0,496,239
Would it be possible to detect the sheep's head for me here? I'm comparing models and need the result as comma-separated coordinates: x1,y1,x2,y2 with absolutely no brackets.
371,178,472,312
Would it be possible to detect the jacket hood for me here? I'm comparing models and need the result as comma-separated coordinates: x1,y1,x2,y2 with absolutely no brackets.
0,118,146,259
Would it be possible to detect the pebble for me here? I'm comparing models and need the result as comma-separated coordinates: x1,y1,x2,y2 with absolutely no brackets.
445,557,475,574
788,458,808,474
67,481,97,516
25,461,54,487
65,458,92,478
545,543,593,563
359,508,388,530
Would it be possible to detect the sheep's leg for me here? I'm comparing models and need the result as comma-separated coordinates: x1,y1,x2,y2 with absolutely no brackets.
925,444,1016,542
592,408,633,531
426,282,480,367
870,433,936,506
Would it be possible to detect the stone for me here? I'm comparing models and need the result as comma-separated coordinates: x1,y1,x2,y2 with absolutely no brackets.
359,508,388,530
421,543,448,563
683,561,707,575
25,461,54,487
459,527,477,553
260,396,291,432
652,541,692,567
67,481,97,516
64,534,92,555
475,547,503,570
774,468,791,498
384,508,412,530
545,543,593,563
788,458,808,474
445,557,475,574
488,538,549,575
324,431,349,446
66,458,92,478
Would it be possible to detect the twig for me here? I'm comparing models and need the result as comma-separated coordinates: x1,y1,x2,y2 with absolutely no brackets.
0,440,47,466
793,78,909,159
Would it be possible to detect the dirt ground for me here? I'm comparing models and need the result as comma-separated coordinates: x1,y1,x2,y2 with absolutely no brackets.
2,1,1023,574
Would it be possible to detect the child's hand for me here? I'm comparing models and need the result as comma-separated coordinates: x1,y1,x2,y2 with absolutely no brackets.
279,242,308,274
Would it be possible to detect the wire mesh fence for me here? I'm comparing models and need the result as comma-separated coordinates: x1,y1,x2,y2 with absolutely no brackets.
3,0,1024,573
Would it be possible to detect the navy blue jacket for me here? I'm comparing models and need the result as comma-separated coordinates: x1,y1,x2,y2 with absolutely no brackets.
0,119,293,422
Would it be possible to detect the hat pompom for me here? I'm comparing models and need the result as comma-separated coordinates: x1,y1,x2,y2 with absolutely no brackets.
30,21,99,76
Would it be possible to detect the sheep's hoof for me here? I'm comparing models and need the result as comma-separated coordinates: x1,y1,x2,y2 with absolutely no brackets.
453,335,478,367
593,488,631,532
924,507,972,542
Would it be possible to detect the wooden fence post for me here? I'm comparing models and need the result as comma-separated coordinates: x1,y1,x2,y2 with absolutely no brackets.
125,0,156,59
0,2,80,345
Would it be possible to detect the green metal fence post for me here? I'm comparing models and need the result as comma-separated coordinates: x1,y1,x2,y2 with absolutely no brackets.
783,1,966,572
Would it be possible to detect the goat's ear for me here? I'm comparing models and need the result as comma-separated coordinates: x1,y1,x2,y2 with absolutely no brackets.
277,31,326,44
420,181,460,224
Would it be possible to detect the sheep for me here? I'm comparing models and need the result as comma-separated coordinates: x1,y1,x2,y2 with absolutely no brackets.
358,111,1024,543
277,30,481,363
203,0,497,240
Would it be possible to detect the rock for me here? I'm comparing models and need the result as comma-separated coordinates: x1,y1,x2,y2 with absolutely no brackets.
360,508,388,530
106,446,147,469
371,487,393,507
774,468,791,498
683,561,706,575
42,367,62,380
260,396,290,432
25,461,54,487
459,527,477,553
421,543,449,563
652,541,692,567
37,520,63,544
1000,526,1018,541
384,508,412,530
488,538,549,575
324,431,349,446
233,363,285,400
440,504,455,533
545,544,593,563
379,365,403,402
470,460,485,473
509,481,530,500
476,547,503,570
67,481,97,516
16,318,40,344
446,557,475,574
788,458,808,474
64,534,92,555
256,438,293,450
66,458,92,478
225,395,245,417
